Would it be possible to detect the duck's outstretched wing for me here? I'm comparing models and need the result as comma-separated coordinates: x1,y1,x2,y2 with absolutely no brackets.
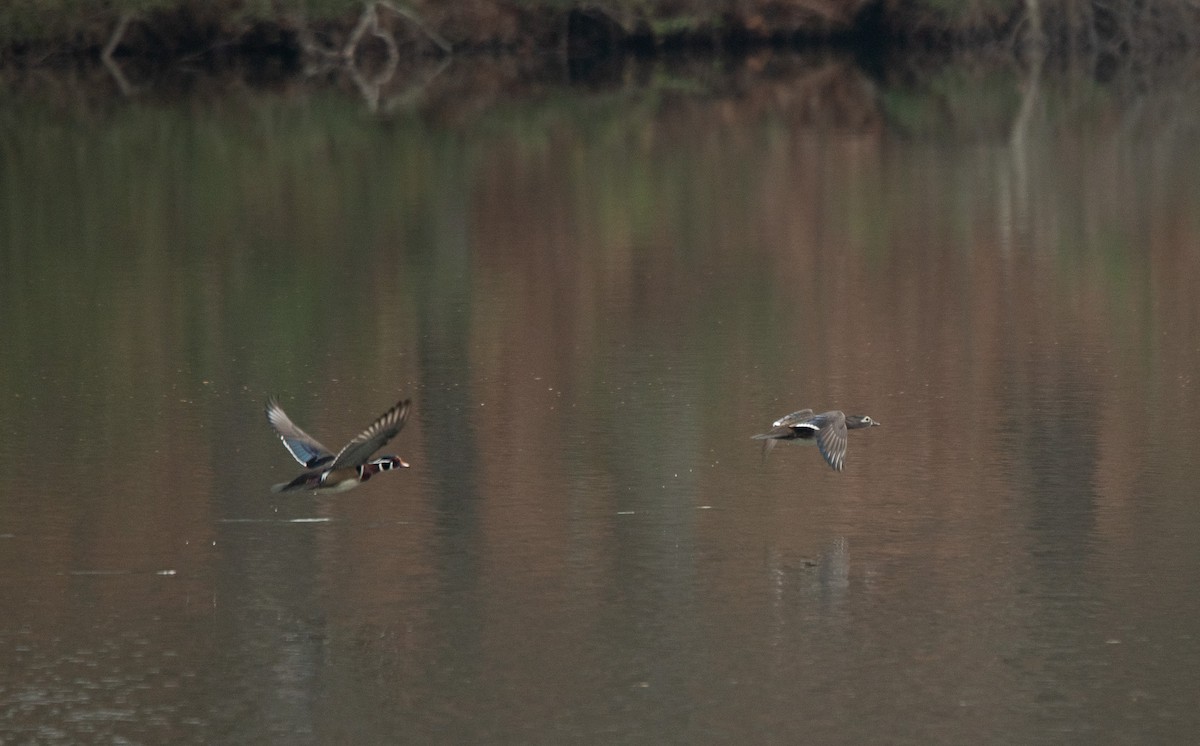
814,411,849,471
266,397,336,468
330,399,411,469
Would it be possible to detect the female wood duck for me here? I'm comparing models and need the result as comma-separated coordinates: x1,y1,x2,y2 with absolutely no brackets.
752,409,880,471
266,397,412,493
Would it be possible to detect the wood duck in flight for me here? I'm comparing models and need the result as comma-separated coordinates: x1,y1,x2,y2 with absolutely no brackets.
752,409,879,471
266,397,412,493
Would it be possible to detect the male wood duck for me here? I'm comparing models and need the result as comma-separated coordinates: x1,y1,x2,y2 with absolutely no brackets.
266,397,411,493
752,409,880,471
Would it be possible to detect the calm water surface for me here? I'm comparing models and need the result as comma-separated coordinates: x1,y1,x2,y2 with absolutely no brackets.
3,55,1200,744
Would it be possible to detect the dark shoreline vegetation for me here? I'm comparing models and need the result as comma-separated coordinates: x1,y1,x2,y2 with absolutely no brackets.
4,0,1200,133
5,0,1200,71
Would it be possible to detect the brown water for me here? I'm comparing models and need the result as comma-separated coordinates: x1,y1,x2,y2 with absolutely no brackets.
3,56,1200,744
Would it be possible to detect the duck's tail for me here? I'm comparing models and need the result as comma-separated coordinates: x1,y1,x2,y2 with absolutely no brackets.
271,472,322,493
750,426,793,441
751,430,788,462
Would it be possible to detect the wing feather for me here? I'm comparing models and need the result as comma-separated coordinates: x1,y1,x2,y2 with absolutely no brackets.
330,399,411,468
814,411,849,471
772,409,815,428
266,397,335,468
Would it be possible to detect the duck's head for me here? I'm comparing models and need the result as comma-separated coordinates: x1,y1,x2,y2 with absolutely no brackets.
373,455,411,470
847,415,880,429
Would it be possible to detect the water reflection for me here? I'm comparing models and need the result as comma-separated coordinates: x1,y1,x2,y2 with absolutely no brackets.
3,53,1200,742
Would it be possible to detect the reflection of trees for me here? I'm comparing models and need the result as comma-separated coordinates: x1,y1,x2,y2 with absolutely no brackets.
98,2,452,109
408,173,488,741
299,1,452,112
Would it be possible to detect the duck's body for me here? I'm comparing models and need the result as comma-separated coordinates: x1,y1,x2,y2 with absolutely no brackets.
266,397,411,494
272,457,407,494
753,409,879,471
